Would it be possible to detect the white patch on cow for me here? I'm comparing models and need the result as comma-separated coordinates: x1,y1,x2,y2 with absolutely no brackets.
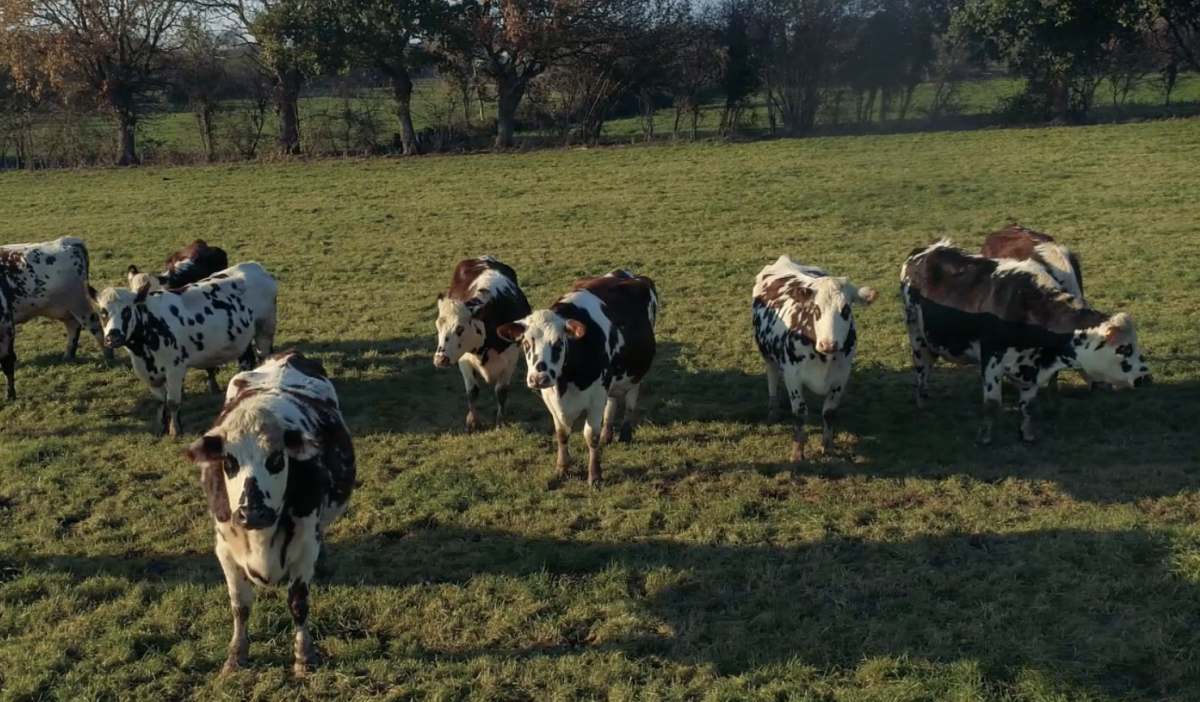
1032,242,1083,299
1074,313,1151,388
994,257,1067,294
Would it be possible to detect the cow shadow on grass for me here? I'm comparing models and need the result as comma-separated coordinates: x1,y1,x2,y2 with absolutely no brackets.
642,340,1200,504
8,525,1200,700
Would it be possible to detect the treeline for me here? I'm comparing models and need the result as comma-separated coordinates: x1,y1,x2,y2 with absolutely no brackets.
0,0,1197,167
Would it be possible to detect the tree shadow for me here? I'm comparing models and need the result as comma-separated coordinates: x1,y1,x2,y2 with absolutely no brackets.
8,524,1200,699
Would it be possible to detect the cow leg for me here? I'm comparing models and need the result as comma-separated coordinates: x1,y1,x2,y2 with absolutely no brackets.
165,371,185,438
1,341,15,400
238,344,257,372
217,543,254,674
619,384,641,444
494,351,517,429
206,368,222,395
553,415,571,479
70,304,111,361
600,397,617,445
62,316,82,362
149,384,169,436
975,360,1004,447
254,316,276,360
1017,383,1039,444
784,370,807,462
459,361,482,432
765,360,783,424
289,577,316,675
821,384,843,457
905,312,934,409
583,393,607,488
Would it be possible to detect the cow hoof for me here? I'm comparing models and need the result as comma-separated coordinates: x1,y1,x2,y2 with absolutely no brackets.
1020,434,1037,446
767,408,781,424
6,390,14,401
588,479,604,491
789,446,805,463
221,657,247,675
60,354,76,363
618,425,633,444
599,428,614,446
974,436,993,448
292,659,314,677
465,415,482,433
494,417,507,430
821,442,834,457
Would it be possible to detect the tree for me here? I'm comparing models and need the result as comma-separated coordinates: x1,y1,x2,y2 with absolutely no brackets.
757,0,851,135
326,0,448,155
959,0,1146,123
175,14,232,161
445,0,625,148
1145,0,1200,74
0,0,184,165
717,1,760,135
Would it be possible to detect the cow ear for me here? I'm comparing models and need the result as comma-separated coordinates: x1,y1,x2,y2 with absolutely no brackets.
126,265,139,278
855,286,879,305
436,291,446,302
564,319,587,339
496,322,526,342
184,435,224,465
469,301,491,320
283,428,316,458
1104,313,1134,346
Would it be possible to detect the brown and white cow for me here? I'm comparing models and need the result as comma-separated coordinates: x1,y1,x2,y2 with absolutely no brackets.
981,223,1098,393
498,270,658,488
902,240,1151,446
434,256,532,430
0,237,110,365
184,350,355,676
752,255,878,462
127,239,230,292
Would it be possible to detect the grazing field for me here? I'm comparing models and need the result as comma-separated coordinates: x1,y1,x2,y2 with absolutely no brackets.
3,119,1200,702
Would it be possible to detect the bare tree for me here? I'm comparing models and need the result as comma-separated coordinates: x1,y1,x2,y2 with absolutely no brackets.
0,0,185,165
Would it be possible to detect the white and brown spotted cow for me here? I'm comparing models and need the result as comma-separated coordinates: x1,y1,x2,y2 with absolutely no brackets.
980,223,1099,393
127,239,230,292
902,240,1151,446
434,256,532,430
752,256,878,462
91,262,278,436
0,237,111,365
498,270,658,488
184,350,355,676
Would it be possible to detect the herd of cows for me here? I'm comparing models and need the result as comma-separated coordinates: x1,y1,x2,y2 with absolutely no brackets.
0,225,1153,675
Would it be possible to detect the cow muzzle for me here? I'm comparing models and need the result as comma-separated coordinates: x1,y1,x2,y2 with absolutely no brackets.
433,352,452,369
815,339,838,354
1133,374,1153,388
234,505,277,531
527,372,554,390
104,331,126,348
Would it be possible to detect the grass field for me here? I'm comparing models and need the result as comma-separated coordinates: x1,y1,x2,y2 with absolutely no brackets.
3,118,1200,701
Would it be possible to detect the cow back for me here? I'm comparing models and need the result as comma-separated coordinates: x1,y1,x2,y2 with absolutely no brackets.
558,271,657,386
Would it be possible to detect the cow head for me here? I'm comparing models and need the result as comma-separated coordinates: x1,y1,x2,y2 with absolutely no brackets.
90,284,152,349
434,293,488,368
497,310,585,390
807,277,878,355
126,266,165,294
185,412,317,530
1075,313,1152,389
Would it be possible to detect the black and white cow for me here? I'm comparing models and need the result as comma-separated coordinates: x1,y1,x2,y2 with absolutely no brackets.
497,270,658,488
0,237,111,363
752,255,878,462
184,350,355,676
434,256,532,430
91,262,278,436
127,239,230,291
902,240,1152,446
0,277,15,399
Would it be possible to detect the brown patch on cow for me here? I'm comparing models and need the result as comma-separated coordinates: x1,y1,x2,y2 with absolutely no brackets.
232,378,249,391
446,258,492,301
215,388,268,425
280,350,327,379
904,244,1105,333
0,250,25,271
165,239,228,274
568,272,657,384
758,275,822,332
203,463,232,522
980,224,1057,260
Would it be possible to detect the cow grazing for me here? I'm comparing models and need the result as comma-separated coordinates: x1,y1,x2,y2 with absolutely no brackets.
0,237,111,363
752,255,878,462
91,262,278,436
127,239,230,291
901,240,1151,446
498,270,658,488
980,224,1097,393
434,256,532,430
184,350,355,675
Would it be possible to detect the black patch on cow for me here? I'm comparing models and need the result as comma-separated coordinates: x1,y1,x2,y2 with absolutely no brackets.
223,454,240,478
203,464,232,522
266,451,286,475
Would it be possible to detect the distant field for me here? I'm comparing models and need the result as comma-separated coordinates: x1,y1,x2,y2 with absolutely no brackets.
2,119,1200,701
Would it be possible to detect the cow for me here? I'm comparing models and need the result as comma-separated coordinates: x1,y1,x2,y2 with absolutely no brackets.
184,350,355,676
901,240,1151,446
0,278,14,399
127,239,230,291
433,256,532,431
980,224,1098,393
752,255,878,462
497,270,658,488
91,262,278,436
0,237,111,363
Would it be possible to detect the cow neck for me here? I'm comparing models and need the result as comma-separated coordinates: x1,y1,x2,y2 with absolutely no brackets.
123,305,153,353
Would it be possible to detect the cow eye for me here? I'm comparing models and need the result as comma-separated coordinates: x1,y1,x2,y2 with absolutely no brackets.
99,310,108,320
222,454,240,478
266,451,286,475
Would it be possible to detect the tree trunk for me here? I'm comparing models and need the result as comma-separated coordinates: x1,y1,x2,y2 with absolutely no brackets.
494,80,525,149
275,66,302,155
389,71,420,156
1051,74,1069,123
116,113,139,166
